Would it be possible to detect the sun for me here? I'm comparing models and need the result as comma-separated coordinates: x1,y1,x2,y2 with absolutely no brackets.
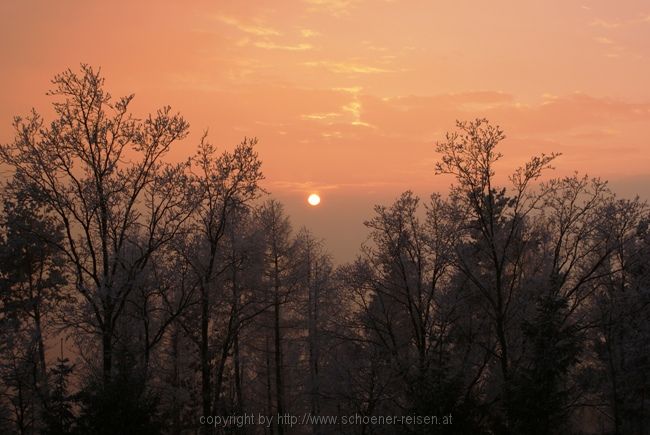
307,193,321,206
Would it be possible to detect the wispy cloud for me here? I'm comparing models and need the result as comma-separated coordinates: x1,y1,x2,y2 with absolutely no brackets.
217,15,280,36
592,36,628,58
594,36,614,44
269,180,342,192
269,180,391,192
300,28,321,38
587,13,650,28
333,86,363,93
301,112,341,120
302,87,374,128
304,61,392,74
362,41,389,52
342,101,373,127
254,41,313,51
303,0,361,16
589,18,621,29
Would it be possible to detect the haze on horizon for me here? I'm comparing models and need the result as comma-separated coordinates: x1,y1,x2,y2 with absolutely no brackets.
1,0,649,262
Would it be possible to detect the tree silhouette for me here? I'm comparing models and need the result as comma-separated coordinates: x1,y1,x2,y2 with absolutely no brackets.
1,69,649,434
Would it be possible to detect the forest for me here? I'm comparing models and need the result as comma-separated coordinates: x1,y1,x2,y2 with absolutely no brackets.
0,65,649,435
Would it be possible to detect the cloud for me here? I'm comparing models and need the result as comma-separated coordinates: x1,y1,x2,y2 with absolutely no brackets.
333,86,363,93
303,0,360,16
304,61,393,74
369,92,513,114
214,15,316,52
217,15,280,36
301,112,342,121
486,93,650,136
268,180,391,193
342,101,374,127
301,87,374,128
589,19,621,29
354,91,650,145
269,180,342,192
150,82,650,185
591,36,628,58
588,14,650,28
362,41,389,52
594,36,614,45
254,41,313,51
300,29,321,38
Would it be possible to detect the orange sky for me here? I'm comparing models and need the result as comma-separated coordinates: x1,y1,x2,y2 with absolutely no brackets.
1,0,649,262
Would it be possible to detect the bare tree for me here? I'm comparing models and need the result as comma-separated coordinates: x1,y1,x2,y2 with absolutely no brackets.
294,228,335,434
591,198,650,434
0,65,193,386
180,134,263,428
256,200,298,435
434,119,558,429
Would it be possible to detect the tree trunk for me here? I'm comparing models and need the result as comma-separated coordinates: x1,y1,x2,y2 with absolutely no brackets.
307,252,321,434
274,286,285,435
232,264,244,411
33,302,49,404
234,333,243,411
266,335,274,435
171,324,181,435
212,338,230,416
102,317,113,384
200,284,211,433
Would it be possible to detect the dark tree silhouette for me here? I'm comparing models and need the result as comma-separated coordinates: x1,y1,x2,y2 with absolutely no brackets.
1,69,649,435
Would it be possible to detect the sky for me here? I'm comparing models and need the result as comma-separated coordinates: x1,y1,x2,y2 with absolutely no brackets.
1,0,650,262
